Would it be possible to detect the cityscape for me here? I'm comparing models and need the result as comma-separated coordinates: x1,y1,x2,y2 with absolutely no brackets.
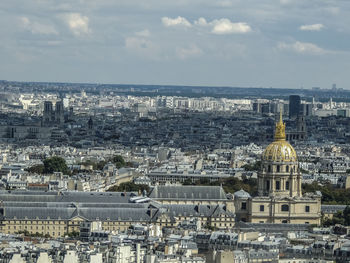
2,0,350,262
0,81,349,262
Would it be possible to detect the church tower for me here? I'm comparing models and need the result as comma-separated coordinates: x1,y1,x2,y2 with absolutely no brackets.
258,111,302,198
234,112,322,225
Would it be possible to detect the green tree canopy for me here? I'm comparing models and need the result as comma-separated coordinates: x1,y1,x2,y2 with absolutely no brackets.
43,156,69,174
107,182,149,193
25,164,44,174
112,155,126,168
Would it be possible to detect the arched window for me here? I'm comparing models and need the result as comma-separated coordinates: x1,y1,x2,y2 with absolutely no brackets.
276,181,280,190
281,204,289,212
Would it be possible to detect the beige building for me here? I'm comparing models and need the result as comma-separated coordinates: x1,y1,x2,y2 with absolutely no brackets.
235,113,321,225
149,185,234,212
0,190,235,238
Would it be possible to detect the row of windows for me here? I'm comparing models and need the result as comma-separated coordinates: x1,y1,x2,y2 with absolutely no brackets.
258,204,310,212
267,165,294,173
266,180,289,191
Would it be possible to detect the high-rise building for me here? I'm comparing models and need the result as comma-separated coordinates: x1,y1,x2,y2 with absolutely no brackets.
289,95,301,119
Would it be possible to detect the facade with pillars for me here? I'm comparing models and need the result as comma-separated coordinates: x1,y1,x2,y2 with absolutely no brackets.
235,112,321,225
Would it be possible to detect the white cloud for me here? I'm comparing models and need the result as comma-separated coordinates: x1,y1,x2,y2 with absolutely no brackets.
211,19,251,34
20,17,58,35
194,17,208,26
194,17,252,34
135,29,150,37
176,45,202,59
278,41,326,54
61,13,90,36
162,16,191,27
299,23,324,31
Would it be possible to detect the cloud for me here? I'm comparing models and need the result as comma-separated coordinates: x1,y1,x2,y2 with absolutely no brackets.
20,17,58,35
162,16,191,27
194,17,252,34
278,41,327,54
194,17,208,26
61,13,90,36
299,23,324,31
211,19,252,34
135,29,150,37
176,45,202,59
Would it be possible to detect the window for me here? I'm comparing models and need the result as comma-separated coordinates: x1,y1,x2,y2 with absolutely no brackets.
281,204,289,212
241,202,247,210
286,181,289,190
260,205,264,212
282,220,288,223
266,180,270,191
276,181,280,190
268,165,271,172
277,165,280,172
305,206,310,213
286,165,289,172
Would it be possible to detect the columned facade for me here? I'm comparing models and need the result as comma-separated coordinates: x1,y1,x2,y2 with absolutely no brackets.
235,112,321,225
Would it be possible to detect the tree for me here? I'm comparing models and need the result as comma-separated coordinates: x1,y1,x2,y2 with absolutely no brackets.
344,206,350,226
107,182,149,193
25,164,44,174
112,155,126,168
43,156,69,174
242,161,261,171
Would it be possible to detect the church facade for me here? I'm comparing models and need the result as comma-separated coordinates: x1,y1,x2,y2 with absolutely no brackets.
235,112,321,225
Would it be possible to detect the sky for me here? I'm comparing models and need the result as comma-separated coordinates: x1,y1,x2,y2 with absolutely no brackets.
1,0,350,89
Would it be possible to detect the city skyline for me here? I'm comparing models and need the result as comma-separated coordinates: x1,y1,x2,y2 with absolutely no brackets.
1,0,349,89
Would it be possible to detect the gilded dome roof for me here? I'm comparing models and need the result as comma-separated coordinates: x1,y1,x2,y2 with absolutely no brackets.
262,111,297,163
262,140,297,162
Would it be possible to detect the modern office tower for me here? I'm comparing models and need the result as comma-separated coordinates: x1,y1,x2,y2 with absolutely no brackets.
289,95,301,119
301,103,313,117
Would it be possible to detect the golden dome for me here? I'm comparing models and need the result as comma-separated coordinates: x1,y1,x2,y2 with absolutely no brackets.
262,112,297,162
262,140,297,162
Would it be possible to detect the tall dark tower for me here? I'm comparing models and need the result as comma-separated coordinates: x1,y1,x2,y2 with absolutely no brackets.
289,95,301,120
88,117,93,130
55,101,64,125
43,101,53,126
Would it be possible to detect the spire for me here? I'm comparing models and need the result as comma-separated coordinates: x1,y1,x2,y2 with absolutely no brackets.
274,111,286,141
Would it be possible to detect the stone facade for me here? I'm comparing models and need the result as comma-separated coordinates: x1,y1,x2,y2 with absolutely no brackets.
235,112,321,225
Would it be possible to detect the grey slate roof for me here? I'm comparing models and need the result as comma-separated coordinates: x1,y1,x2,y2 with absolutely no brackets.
0,190,136,204
321,205,347,214
233,189,251,199
148,185,228,200
0,190,234,222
